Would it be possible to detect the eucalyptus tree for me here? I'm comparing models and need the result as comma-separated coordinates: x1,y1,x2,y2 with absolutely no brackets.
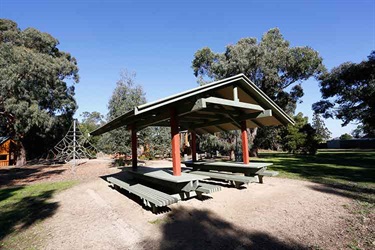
311,113,331,142
313,51,375,137
105,70,146,155
79,111,105,149
0,19,79,164
192,28,325,151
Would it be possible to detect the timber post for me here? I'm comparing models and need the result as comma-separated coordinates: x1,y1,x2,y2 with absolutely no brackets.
170,108,181,176
131,125,137,170
191,131,197,162
241,120,249,164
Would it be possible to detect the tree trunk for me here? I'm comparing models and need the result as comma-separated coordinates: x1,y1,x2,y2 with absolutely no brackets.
16,142,27,167
229,150,234,161
248,127,258,157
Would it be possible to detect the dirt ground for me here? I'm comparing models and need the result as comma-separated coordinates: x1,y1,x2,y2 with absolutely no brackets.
1,158,359,249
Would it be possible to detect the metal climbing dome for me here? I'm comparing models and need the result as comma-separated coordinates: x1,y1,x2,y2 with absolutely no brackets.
47,119,97,163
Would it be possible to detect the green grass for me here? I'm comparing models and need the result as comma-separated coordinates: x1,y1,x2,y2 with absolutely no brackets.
256,149,375,250
0,181,77,249
256,149,375,202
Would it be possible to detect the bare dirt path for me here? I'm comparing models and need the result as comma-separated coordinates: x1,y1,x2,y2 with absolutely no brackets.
37,159,354,250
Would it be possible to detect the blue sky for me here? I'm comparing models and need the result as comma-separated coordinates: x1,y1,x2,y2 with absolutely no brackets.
1,0,374,138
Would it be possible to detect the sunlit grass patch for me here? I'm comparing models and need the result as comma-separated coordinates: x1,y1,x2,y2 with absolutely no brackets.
0,181,77,249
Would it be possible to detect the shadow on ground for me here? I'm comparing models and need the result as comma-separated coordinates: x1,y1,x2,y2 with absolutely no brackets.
257,151,375,203
141,208,309,250
0,166,65,187
0,186,59,241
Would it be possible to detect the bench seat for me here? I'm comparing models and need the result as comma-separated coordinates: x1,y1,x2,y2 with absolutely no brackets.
107,177,178,212
257,170,279,183
196,183,222,194
189,171,258,188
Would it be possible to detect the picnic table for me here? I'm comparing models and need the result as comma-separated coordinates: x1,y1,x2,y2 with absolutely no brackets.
183,160,272,176
126,166,210,193
183,160,278,184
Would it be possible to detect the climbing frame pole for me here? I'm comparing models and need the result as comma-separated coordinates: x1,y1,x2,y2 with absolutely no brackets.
170,108,181,176
191,131,197,162
241,120,249,164
131,126,137,170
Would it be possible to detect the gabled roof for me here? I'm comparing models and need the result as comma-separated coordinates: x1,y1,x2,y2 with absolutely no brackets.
90,74,294,136
0,136,10,145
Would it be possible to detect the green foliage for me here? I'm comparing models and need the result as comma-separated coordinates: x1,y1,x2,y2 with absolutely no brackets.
104,70,146,154
351,126,365,139
253,127,282,150
313,51,375,137
0,19,79,159
281,112,319,155
199,131,238,156
192,28,324,113
191,28,324,153
312,113,331,142
78,111,104,149
144,127,171,158
340,133,353,140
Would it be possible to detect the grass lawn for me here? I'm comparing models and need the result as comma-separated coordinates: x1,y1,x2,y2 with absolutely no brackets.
0,181,77,249
256,149,375,202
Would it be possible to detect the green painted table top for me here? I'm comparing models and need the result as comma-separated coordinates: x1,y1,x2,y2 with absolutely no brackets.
183,160,273,169
127,167,209,183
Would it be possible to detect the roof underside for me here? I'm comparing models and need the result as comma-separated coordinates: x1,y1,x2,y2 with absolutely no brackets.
90,74,294,136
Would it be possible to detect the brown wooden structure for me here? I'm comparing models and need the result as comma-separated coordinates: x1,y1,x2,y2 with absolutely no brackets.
0,137,17,167
91,74,294,177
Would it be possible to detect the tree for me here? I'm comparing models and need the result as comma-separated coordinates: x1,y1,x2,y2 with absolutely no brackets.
281,112,319,155
340,133,353,140
312,113,331,142
105,70,146,155
192,28,325,152
79,111,105,149
351,125,365,138
192,28,325,114
144,127,171,159
0,19,79,164
313,51,375,137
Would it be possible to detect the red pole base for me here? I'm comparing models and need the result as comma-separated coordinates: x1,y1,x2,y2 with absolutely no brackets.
241,120,249,164
170,109,181,176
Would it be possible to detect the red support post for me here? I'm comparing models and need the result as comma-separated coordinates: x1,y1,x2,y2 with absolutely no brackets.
170,109,181,176
191,131,197,162
131,126,137,170
241,120,249,164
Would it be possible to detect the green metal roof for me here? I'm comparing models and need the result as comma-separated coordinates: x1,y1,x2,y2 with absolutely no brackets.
90,74,294,136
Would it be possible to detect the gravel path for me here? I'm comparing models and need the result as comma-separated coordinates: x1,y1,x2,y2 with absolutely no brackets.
35,159,354,250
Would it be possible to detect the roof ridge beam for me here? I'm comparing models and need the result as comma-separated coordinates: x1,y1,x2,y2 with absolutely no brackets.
189,110,272,130
204,97,264,111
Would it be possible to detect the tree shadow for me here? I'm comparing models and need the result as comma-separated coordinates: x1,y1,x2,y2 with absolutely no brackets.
257,152,375,203
142,208,309,250
0,186,59,240
308,183,375,203
0,166,66,187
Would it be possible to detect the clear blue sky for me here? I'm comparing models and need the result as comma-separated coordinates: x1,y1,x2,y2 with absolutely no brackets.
1,0,374,138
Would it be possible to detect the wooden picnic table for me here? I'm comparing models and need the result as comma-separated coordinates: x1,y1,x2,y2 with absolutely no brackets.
183,160,273,176
126,166,209,193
